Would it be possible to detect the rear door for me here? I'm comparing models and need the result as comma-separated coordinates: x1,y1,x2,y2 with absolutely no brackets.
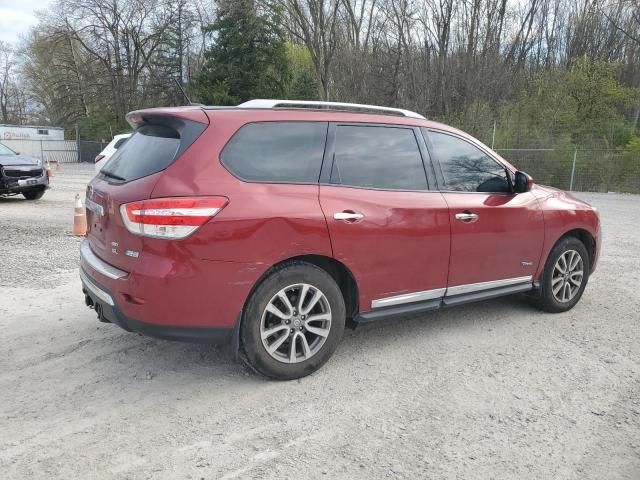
86,114,207,271
424,129,544,293
319,123,450,313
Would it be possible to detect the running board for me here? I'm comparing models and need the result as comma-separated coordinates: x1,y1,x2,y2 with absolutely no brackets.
354,281,534,323
355,299,441,323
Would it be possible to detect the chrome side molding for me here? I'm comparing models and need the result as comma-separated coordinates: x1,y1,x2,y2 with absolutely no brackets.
371,276,533,309
371,288,446,309
445,276,532,296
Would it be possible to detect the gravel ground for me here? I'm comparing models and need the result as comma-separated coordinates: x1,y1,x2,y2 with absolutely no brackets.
0,165,638,479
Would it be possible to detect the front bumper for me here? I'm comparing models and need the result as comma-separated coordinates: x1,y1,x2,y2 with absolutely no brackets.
0,167,49,194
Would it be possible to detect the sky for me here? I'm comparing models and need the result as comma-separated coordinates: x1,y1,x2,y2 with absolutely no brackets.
0,0,53,45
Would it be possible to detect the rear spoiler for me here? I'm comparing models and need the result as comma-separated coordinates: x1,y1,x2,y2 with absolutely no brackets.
125,107,209,129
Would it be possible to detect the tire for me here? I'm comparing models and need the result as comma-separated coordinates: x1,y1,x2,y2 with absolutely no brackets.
241,262,346,380
532,236,590,313
23,190,45,200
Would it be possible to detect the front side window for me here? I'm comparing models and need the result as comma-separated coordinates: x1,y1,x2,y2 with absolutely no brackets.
331,125,427,190
427,130,510,193
221,122,328,183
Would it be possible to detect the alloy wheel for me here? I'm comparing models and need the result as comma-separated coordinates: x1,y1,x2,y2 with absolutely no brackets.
260,283,332,363
551,249,584,303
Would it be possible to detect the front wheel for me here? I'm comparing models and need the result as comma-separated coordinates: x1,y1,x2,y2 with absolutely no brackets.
23,190,45,200
241,262,345,380
533,236,590,313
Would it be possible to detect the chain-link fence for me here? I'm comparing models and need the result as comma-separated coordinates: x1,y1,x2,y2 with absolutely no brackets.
1,139,108,164
496,148,640,194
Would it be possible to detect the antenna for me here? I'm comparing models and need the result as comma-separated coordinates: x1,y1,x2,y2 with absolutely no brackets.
173,78,193,105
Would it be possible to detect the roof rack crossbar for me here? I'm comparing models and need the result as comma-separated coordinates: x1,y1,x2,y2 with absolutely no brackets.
237,99,426,120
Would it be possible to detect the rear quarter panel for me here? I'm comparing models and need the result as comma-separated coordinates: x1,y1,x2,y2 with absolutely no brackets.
149,111,333,266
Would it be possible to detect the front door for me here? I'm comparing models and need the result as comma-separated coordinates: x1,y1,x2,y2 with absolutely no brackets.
425,129,545,294
319,124,450,312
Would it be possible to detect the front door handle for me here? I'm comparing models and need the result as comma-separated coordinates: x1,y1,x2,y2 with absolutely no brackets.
334,211,364,222
455,212,479,223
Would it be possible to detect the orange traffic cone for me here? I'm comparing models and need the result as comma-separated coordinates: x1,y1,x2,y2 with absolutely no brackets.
73,194,87,236
56,160,61,171
46,160,53,177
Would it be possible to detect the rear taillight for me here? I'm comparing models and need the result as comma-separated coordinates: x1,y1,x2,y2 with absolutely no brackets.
94,154,105,163
120,196,228,239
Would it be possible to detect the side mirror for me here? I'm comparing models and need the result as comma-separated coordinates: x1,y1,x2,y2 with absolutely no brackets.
514,171,533,193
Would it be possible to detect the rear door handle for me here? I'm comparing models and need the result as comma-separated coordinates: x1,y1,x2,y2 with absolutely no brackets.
455,212,479,223
334,211,364,222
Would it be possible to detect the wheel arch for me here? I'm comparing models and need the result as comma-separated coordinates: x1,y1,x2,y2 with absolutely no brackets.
555,228,596,270
241,254,360,321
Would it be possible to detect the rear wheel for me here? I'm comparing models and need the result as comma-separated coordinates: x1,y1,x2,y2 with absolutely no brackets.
241,262,345,380
23,190,45,200
533,236,590,313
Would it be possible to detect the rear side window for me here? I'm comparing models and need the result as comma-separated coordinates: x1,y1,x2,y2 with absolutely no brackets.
101,125,180,182
221,122,328,183
331,125,427,190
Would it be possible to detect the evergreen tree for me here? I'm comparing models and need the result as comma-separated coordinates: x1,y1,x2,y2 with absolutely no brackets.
195,0,290,105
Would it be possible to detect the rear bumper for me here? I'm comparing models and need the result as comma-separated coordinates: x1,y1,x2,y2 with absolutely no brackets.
79,238,259,349
81,266,238,346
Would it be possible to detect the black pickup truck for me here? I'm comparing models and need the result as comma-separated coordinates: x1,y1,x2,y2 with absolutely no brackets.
0,142,49,200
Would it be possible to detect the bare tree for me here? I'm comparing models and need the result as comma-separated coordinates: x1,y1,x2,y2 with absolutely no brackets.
279,0,342,99
0,42,17,123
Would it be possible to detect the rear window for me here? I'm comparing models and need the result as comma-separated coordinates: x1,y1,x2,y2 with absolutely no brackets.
100,125,180,182
221,122,328,183
113,137,128,149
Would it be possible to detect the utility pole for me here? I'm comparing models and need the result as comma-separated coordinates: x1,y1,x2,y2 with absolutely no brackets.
76,124,81,163
569,148,577,191
491,120,497,150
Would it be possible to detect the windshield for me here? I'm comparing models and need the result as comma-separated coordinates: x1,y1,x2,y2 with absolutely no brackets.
0,143,16,156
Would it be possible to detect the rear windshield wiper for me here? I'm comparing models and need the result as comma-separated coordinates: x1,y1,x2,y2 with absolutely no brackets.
101,170,126,182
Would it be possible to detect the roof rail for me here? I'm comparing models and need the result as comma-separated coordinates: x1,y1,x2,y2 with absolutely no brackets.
237,99,426,120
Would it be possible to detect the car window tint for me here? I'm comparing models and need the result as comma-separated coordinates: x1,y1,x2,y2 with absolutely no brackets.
331,126,427,190
101,125,180,182
113,137,128,149
221,122,327,183
428,131,510,193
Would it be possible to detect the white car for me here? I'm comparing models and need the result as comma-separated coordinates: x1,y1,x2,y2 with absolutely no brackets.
94,133,131,173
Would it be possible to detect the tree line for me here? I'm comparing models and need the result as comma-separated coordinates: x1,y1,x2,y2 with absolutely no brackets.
0,0,638,157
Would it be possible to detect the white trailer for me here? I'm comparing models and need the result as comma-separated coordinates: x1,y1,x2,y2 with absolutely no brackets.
0,124,65,141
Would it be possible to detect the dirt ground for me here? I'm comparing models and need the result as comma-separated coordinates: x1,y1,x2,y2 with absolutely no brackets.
1,165,638,479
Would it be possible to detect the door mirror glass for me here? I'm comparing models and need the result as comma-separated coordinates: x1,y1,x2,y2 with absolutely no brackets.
514,171,533,193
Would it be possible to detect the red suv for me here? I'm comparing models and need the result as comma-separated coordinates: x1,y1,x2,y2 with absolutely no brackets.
81,100,601,379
